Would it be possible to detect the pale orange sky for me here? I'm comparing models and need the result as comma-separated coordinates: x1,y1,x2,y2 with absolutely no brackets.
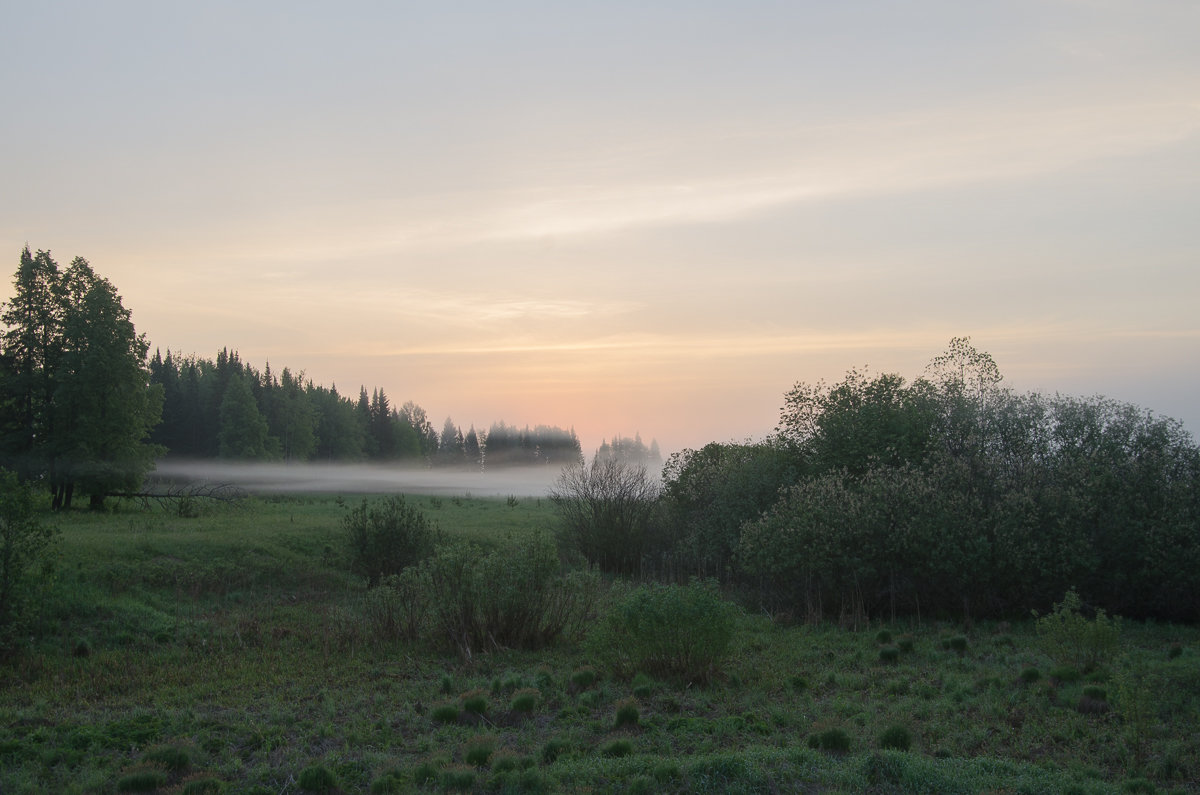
3,2,1198,456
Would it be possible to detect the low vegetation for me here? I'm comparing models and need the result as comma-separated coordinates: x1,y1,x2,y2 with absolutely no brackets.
0,494,1197,793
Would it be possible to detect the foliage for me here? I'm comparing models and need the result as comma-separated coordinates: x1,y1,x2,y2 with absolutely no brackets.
738,338,1200,622
423,531,599,657
0,248,163,508
1035,590,1122,673
551,455,662,574
659,439,800,581
345,496,438,586
0,470,57,648
588,579,739,683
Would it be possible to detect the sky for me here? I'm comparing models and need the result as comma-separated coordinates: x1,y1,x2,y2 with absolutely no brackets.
3,1,1198,457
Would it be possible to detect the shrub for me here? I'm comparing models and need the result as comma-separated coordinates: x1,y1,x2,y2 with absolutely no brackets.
878,725,912,751
345,496,437,586
297,764,338,793
361,568,428,642
878,645,900,665
424,532,600,657
588,579,739,683
1034,589,1122,673
0,470,57,648
550,456,662,574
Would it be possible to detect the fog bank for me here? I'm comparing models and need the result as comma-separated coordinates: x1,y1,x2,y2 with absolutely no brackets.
150,460,566,498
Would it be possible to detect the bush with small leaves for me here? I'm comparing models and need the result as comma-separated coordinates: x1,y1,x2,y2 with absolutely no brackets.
1034,589,1122,673
878,725,912,751
587,578,739,684
297,765,338,793
345,495,438,586
613,697,640,728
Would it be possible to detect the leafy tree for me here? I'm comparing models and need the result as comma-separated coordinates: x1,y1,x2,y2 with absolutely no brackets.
1,250,162,508
551,455,662,575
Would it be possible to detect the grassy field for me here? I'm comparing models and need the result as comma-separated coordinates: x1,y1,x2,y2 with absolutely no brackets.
2,493,1198,794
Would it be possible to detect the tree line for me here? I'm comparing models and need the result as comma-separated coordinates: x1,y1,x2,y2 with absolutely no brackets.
148,348,584,468
0,249,585,508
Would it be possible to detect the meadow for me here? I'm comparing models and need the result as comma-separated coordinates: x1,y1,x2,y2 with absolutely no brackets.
1,493,1198,794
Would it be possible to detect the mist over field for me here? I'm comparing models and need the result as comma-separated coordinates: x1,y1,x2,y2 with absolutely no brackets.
150,460,569,498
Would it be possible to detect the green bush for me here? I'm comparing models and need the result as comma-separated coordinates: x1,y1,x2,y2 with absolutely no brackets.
588,579,739,683
0,470,57,648
1034,589,1122,673
879,645,900,664
424,532,599,657
345,496,437,586
361,568,428,642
